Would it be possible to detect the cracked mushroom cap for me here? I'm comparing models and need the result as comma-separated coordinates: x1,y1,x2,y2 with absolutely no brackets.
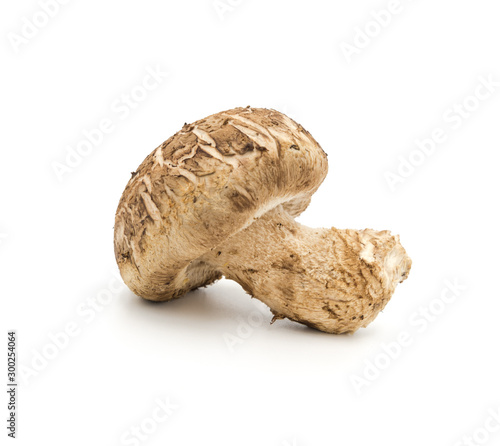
114,107,328,300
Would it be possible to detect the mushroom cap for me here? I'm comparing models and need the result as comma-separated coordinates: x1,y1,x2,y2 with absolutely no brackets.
114,107,328,300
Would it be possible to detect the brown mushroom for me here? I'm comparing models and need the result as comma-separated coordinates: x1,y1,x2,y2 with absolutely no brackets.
114,106,411,334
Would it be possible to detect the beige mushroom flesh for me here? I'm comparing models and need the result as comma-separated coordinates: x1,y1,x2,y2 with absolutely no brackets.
114,107,411,334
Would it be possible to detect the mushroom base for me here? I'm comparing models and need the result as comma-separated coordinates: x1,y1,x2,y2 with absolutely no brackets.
197,205,411,334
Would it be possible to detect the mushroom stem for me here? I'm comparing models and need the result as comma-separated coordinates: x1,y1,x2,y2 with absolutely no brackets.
200,205,411,334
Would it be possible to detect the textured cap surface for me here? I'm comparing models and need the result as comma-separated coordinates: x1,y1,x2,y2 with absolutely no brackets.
114,107,328,300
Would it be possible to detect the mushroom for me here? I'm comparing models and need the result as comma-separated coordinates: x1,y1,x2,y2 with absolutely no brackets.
114,107,411,334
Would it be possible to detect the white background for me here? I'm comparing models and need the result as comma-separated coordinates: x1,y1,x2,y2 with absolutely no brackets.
2,1,500,445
